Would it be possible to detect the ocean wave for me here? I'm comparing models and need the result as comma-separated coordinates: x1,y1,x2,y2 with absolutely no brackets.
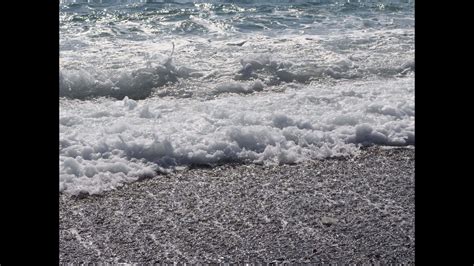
60,52,413,100
60,50,413,100
60,56,206,99
60,0,414,196
60,77,414,195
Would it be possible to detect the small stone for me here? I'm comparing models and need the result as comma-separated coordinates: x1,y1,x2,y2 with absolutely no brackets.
321,216,338,226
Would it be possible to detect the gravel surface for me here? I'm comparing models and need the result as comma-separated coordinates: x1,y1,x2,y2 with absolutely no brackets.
59,146,415,264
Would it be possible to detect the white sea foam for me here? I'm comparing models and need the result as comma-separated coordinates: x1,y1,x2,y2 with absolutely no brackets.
60,77,413,195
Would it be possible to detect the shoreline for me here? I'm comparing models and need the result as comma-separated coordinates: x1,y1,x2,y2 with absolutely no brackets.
60,146,414,263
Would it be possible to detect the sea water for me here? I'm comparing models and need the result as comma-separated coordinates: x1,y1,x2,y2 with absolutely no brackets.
60,0,414,194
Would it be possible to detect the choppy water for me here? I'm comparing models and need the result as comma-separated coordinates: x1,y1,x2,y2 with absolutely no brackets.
60,0,414,195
